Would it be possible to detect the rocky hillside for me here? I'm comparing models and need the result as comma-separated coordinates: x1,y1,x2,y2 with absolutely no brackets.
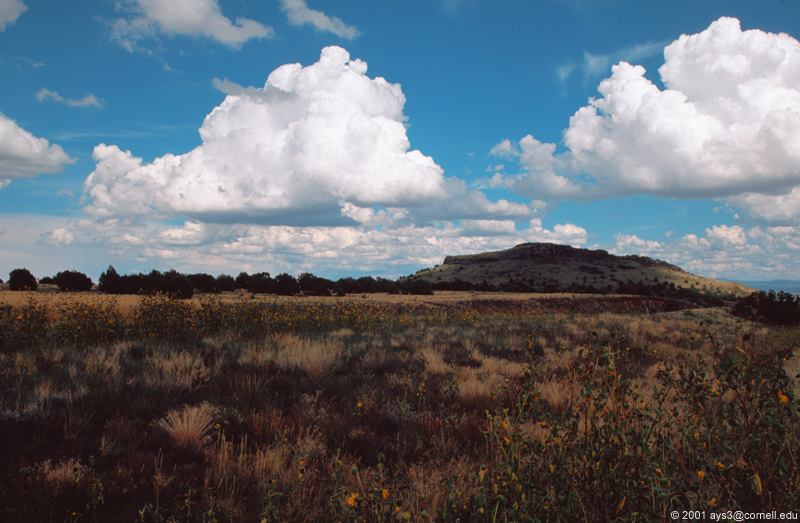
405,243,754,298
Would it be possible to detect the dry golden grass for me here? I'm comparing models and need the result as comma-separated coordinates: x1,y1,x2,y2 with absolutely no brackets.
153,402,219,453
272,333,344,382
1,290,798,521
420,345,452,376
34,457,88,492
146,349,217,393
0,287,660,320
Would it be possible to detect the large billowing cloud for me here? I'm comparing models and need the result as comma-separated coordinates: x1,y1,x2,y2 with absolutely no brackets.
279,0,359,40
0,0,26,31
83,46,532,226
0,113,73,189
110,0,273,51
66,46,594,277
493,17,800,223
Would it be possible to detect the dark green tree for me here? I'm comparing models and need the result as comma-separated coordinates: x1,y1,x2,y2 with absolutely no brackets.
98,266,121,293
8,268,38,291
249,272,274,294
274,273,300,296
298,273,333,296
215,274,236,292
162,270,193,299
55,270,93,292
187,273,218,293
235,272,252,290
732,290,800,325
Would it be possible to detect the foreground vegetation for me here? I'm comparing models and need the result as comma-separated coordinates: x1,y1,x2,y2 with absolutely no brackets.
1,292,799,522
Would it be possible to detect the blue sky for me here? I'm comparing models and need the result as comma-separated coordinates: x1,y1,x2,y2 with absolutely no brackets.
2,0,800,282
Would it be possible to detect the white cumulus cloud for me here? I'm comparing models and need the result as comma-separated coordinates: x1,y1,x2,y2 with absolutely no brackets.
279,0,359,39
525,219,587,246
14,212,575,279
0,0,26,31
496,17,800,223
63,46,603,279
83,46,531,227
39,227,75,246
110,0,273,51
705,224,747,247
610,224,800,281
0,113,73,189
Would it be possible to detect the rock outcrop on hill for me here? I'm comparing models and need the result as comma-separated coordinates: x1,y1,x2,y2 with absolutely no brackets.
406,242,753,299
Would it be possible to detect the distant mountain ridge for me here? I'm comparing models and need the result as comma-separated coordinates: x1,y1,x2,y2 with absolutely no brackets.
725,280,800,295
407,242,755,298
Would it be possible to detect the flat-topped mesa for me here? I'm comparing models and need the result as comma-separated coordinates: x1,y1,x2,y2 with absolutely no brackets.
442,242,683,271
414,242,754,299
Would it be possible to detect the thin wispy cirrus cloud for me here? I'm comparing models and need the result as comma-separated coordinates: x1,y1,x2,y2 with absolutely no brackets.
279,0,360,39
0,0,26,31
558,40,670,85
35,88,103,108
108,0,274,53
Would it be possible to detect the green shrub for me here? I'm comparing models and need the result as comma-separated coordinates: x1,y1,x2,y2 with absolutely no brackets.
8,268,38,291
55,270,93,292
732,290,800,325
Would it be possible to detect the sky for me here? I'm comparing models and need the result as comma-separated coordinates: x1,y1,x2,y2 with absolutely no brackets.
1,0,800,283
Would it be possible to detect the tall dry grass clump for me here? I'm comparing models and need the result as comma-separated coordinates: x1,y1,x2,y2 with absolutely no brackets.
153,402,219,455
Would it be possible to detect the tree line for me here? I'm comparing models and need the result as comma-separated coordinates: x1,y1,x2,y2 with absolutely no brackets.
3,266,799,324
2,266,436,298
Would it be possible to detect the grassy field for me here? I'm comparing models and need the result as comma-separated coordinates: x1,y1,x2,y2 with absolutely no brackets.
1,290,798,522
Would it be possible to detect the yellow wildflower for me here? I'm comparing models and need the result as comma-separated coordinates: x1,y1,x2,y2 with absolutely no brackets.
697,471,706,480
382,489,389,499
778,390,789,404
347,492,357,507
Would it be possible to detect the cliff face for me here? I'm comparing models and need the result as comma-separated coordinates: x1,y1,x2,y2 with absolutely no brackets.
442,243,577,264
